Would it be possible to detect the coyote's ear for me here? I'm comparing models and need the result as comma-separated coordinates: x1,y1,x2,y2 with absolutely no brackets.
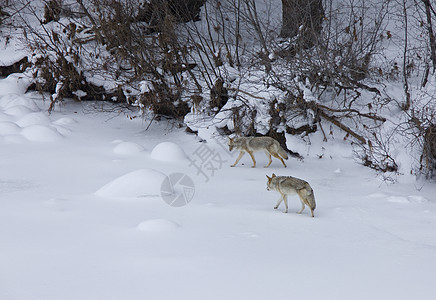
272,173,276,178
266,175,271,180
228,137,233,142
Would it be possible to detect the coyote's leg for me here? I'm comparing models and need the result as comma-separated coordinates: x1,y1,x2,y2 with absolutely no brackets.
231,151,245,167
247,151,256,168
264,152,272,168
274,197,283,209
297,200,305,214
309,207,315,217
297,191,306,214
282,195,288,213
271,152,287,168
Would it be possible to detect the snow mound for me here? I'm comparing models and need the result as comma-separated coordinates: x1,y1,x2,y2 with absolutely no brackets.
113,142,145,155
5,105,36,117
0,41,28,67
0,121,21,135
150,142,187,162
386,195,429,204
137,219,180,232
0,112,13,122
407,195,428,203
52,125,71,136
16,112,51,127
53,117,77,126
95,168,167,199
368,193,386,198
387,196,410,203
21,124,62,142
0,95,40,111
0,75,33,96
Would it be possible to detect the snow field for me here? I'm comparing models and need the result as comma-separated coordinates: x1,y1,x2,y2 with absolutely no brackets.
0,74,435,300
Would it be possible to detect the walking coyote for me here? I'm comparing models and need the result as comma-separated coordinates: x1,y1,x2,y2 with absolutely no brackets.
266,173,316,217
228,136,288,168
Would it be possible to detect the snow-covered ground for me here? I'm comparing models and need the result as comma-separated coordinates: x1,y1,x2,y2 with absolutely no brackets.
1,74,436,300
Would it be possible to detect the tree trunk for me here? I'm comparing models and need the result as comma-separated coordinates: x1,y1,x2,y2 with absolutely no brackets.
168,0,205,22
138,0,206,28
422,0,436,72
280,0,324,47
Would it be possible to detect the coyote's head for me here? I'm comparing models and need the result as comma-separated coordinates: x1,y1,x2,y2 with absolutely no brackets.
266,173,276,190
228,137,234,151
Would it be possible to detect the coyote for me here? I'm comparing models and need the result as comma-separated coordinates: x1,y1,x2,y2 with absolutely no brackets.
228,136,288,168
266,173,316,217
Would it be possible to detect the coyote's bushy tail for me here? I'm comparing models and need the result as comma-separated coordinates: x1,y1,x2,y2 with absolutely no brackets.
277,147,289,160
305,183,316,211
278,145,304,161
